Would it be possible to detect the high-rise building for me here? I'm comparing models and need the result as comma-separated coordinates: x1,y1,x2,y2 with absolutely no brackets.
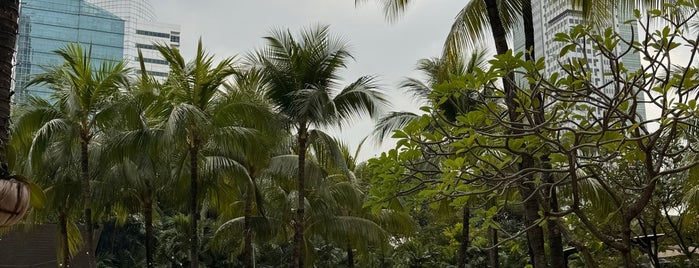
513,0,646,120
14,0,125,102
85,0,181,81
13,0,181,103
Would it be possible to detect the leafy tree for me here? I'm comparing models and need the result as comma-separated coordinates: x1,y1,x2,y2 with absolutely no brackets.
252,24,387,267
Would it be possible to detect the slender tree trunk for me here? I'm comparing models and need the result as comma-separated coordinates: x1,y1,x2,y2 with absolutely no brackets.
521,1,555,267
621,222,636,268
488,227,499,268
144,185,155,268
243,182,254,268
0,0,17,168
545,181,564,268
484,0,509,56
519,181,548,268
293,125,307,268
80,136,96,268
189,133,200,268
60,212,71,267
458,205,470,268
347,241,354,268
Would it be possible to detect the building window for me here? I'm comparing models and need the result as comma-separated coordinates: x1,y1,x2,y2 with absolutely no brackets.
134,57,169,65
136,43,157,50
135,69,169,77
136,30,170,38
170,35,180,43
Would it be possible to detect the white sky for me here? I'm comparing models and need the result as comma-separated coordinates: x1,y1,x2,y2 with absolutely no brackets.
146,1,696,161
148,0,467,160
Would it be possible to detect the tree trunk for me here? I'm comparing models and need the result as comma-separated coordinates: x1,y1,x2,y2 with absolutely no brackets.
80,137,96,268
521,1,554,266
545,183,564,268
293,125,307,268
347,241,354,268
488,227,499,268
519,182,548,268
243,182,254,268
0,0,17,168
621,222,636,268
144,185,155,268
189,133,200,268
484,0,509,55
458,205,470,268
60,212,71,267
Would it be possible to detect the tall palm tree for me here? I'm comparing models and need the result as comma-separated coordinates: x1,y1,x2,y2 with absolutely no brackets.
215,69,284,268
92,56,172,268
253,24,387,267
156,40,267,268
25,43,129,268
12,98,84,266
0,0,18,170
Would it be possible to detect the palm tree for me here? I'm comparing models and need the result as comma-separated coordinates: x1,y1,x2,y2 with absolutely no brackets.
0,0,18,170
156,40,268,268
25,43,129,268
93,64,171,268
12,97,94,267
216,133,399,267
253,24,387,267
216,69,285,268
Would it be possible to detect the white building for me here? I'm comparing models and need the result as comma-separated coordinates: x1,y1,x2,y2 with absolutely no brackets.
514,0,646,120
87,0,180,81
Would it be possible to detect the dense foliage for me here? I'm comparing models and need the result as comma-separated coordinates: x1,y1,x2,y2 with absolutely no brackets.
2,2,699,268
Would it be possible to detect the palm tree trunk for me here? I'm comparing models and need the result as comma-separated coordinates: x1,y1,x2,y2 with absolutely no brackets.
60,211,71,267
144,185,155,268
347,240,354,268
243,183,254,268
293,125,307,268
522,1,558,266
190,133,200,268
488,227,498,268
0,0,17,168
545,181,564,268
80,137,96,268
519,180,548,268
458,205,470,268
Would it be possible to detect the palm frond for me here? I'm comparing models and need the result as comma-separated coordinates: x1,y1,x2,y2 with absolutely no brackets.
372,111,419,142
331,76,387,127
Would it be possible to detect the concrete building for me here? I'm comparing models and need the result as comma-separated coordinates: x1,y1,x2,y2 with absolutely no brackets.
13,0,125,102
513,1,646,120
86,0,181,81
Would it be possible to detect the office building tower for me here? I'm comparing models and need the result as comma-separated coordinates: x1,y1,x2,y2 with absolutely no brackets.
86,0,181,81
14,0,125,102
513,0,646,120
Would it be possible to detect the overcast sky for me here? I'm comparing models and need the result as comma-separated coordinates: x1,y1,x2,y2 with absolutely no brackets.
148,0,467,160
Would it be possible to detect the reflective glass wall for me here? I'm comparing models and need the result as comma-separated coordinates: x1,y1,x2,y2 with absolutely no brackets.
14,0,125,102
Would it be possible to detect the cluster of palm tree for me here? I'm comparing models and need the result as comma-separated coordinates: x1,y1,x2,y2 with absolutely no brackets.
10,25,399,267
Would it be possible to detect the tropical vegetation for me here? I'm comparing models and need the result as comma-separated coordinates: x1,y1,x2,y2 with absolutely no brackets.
0,1,698,268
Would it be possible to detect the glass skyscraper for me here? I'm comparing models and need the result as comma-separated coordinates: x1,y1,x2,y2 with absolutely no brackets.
14,0,125,103
86,0,181,82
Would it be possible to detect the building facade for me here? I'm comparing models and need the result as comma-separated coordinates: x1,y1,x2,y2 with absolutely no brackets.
513,0,646,120
86,0,181,81
14,0,181,103
14,0,125,102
